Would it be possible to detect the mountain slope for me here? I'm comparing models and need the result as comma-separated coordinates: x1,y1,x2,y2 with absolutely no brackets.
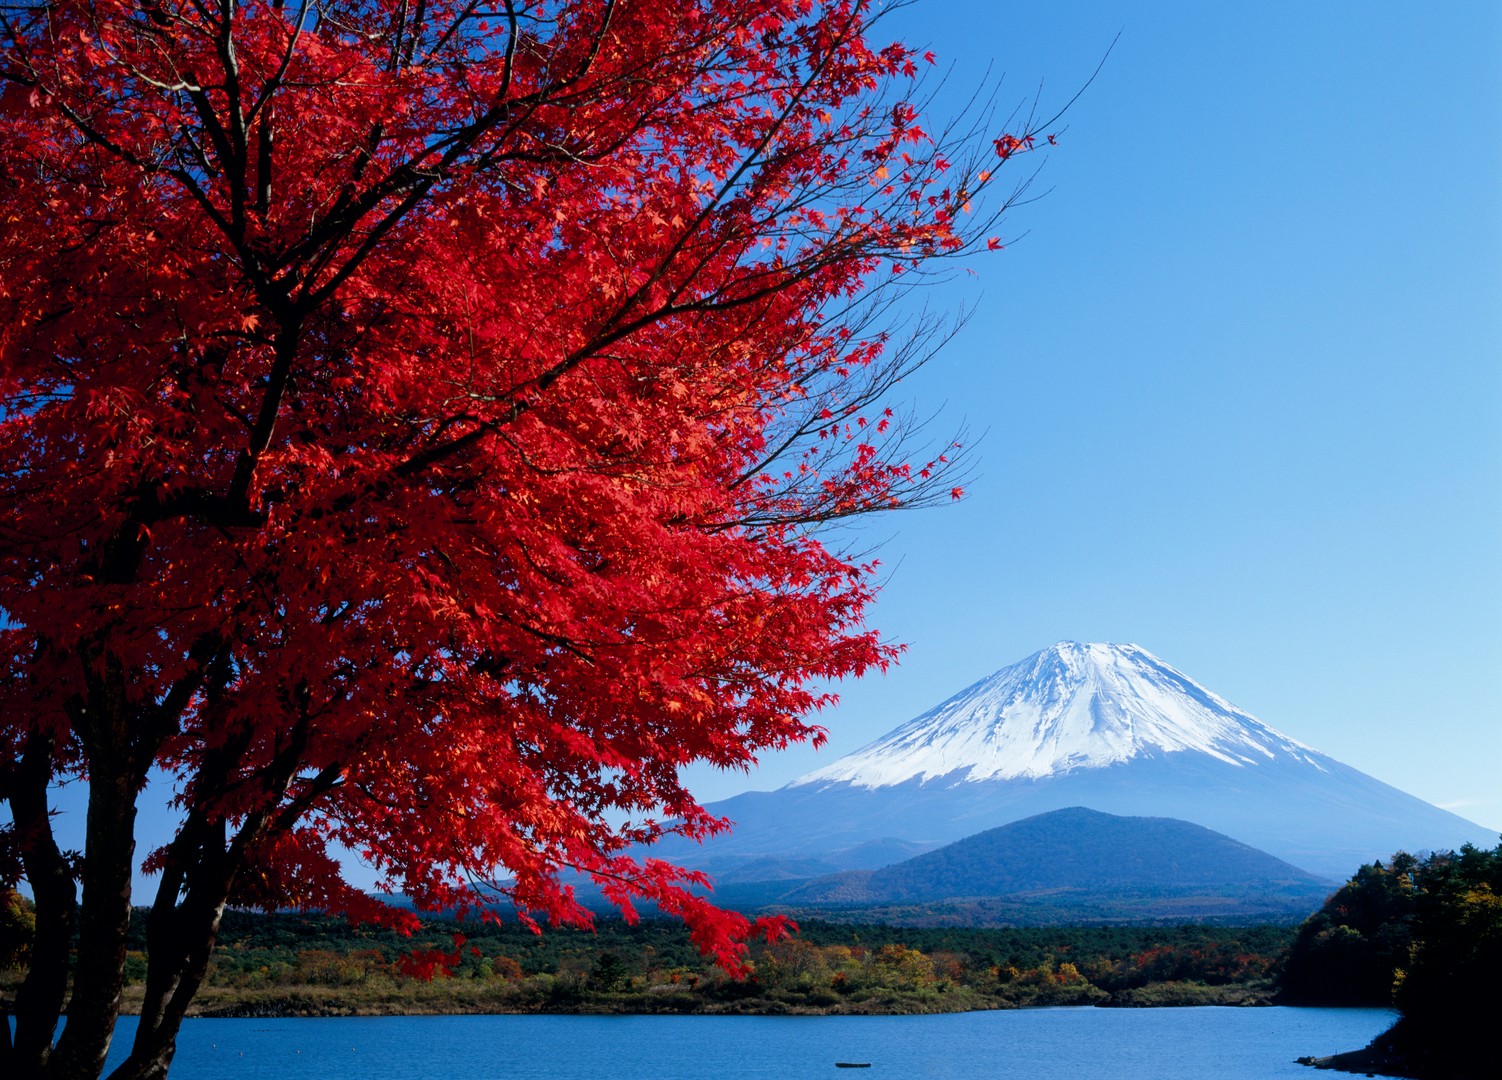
785,808,1330,903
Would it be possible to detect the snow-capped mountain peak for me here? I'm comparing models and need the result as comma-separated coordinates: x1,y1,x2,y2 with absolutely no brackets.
791,641,1327,788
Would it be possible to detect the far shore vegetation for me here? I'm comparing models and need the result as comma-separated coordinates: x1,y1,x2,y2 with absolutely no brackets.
2,902,1292,1018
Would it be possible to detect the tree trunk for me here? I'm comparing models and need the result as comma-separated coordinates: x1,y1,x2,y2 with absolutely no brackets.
106,896,228,1080
44,755,139,1080
108,818,234,1080
5,736,78,1080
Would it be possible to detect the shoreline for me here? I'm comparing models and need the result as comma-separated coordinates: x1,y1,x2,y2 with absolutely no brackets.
1298,1046,1420,1080
104,981,1281,1020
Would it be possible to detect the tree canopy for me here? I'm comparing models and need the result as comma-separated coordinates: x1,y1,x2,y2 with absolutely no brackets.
0,2,1033,1077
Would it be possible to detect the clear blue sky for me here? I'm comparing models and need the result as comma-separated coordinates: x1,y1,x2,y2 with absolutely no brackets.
686,0,1502,834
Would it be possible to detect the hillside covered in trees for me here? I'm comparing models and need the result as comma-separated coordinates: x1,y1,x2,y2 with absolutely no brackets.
1285,841,1501,1079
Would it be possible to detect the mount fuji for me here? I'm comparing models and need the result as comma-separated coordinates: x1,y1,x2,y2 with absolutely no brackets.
670,642,1496,882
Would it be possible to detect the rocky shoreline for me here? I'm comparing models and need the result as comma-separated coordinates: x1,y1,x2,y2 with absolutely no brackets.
1297,1045,1421,1080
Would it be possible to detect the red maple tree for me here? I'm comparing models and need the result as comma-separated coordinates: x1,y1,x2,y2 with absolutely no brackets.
0,2,1039,1076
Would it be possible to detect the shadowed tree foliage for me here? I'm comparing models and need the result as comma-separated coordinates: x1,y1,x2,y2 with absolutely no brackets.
1279,853,1418,1005
1383,842,1502,1079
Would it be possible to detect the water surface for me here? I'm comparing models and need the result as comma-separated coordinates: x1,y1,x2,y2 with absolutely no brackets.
103,1007,1395,1080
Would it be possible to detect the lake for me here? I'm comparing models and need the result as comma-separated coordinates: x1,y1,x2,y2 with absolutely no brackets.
98,1007,1395,1079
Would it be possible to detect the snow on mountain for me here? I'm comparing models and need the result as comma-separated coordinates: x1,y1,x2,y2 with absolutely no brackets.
793,641,1329,787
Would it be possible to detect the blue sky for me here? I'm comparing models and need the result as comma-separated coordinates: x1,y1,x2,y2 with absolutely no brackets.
686,1,1502,833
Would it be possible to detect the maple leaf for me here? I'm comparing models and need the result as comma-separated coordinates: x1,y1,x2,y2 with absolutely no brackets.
994,134,1022,159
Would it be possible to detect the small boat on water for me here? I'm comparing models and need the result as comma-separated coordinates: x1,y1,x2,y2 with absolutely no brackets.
834,1064,871,1069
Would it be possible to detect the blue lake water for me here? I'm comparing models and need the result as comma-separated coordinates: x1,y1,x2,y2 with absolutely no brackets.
98,1007,1395,1079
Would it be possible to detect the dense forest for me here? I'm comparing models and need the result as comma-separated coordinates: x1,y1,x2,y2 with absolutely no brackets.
1282,841,1501,1080
0,897,1292,1017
